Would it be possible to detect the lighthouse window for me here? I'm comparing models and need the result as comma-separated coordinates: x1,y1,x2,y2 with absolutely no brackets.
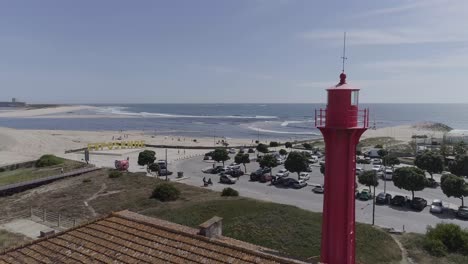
351,91,359,106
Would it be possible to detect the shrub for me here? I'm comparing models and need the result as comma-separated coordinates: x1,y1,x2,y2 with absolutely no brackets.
148,163,160,173
423,238,448,257
108,170,123,178
248,148,255,153
221,187,239,197
35,155,65,167
425,223,468,253
303,143,312,150
82,178,92,183
151,183,180,201
0,168,5,172
269,141,279,147
374,144,383,148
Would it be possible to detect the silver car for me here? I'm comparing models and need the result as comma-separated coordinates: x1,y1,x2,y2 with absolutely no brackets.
430,199,444,214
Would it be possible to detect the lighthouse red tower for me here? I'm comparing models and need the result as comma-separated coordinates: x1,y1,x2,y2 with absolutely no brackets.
315,72,369,264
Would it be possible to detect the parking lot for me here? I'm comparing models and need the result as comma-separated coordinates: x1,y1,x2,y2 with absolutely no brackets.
175,153,468,234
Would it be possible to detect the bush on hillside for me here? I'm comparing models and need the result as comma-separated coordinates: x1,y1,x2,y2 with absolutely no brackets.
423,238,448,257
108,170,123,178
35,155,65,167
424,223,468,255
221,187,239,197
151,183,180,202
248,148,255,153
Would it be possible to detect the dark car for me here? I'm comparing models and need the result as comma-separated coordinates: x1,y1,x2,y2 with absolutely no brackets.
426,178,438,188
159,169,173,176
457,206,468,220
410,197,427,211
250,168,271,181
272,177,295,187
227,170,244,177
391,195,407,206
259,173,273,183
219,174,238,184
376,192,392,205
212,166,224,174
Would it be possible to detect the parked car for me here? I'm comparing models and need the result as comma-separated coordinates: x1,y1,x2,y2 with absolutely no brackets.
376,192,392,205
272,177,296,187
275,169,289,178
426,178,438,188
259,173,273,183
305,165,313,172
356,167,364,176
372,165,383,172
457,206,468,220
319,160,326,166
228,148,237,154
312,184,324,194
383,168,393,180
290,179,308,189
226,170,244,177
202,167,214,174
372,158,382,165
410,197,427,211
159,168,173,176
299,172,310,181
250,168,271,181
219,174,238,184
357,158,371,164
212,166,224,174
391,195,408,206
203,155,212,160
358,189,372,201
430,199,444,214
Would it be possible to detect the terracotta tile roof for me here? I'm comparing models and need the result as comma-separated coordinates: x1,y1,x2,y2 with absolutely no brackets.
0,210,308,264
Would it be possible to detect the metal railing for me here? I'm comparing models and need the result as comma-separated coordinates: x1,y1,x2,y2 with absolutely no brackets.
0,207,80,230
315,108,369,128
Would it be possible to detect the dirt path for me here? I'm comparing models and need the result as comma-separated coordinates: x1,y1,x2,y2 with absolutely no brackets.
84,183,121,217
391,234,414,264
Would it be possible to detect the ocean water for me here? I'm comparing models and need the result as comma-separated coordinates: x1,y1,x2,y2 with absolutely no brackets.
1,104,468,140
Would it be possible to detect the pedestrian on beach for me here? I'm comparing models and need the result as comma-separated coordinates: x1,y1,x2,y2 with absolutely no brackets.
60,168,64,174
207,178,213,185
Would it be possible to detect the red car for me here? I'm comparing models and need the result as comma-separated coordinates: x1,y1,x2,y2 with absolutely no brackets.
259,173,273,183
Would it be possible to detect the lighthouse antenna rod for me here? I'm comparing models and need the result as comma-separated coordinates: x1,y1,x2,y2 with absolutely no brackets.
341,32,347,73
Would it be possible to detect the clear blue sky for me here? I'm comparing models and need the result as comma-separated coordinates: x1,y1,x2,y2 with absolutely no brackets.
1,0,467,104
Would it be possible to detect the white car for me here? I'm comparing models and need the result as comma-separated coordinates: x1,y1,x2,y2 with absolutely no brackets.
276,158,285,165
227,163,241,170
372,165,383,172
229,148,237,154
430,199,444,214
299,172,310,181
275,169,289,178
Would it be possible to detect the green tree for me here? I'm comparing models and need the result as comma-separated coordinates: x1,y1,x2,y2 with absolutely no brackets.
449,155,468,177
234,153,250,172
256,143,269,154
138,150,156,166
440,174,468,206
358,170,379,194
454,141,466,156
285,142,293,148
382,155,400,168
212,148,230,166
269,141,279,147
284,151,308,180
279,149,288,156
393,167,427,200
258,154,278,175
377,149,388,158
303,143,312,150
414,151,444,179
148,163,160,176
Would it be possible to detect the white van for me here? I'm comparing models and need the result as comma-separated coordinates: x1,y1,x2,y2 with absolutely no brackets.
383,169,393,180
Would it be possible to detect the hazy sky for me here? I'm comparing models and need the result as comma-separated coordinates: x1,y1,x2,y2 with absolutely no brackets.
2,0,468,104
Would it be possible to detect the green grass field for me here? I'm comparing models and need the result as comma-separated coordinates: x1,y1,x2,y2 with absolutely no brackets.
143,198,402,264
0,159,87,186
400,233,468,264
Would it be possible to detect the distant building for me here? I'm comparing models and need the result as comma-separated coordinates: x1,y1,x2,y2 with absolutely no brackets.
445,130,468,144
0,98,26,107
0,210,307,264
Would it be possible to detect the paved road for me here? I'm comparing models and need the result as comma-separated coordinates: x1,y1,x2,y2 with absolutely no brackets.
175,155,468,234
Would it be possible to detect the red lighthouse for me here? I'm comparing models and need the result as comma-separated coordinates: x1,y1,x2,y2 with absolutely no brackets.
315,72,369,264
